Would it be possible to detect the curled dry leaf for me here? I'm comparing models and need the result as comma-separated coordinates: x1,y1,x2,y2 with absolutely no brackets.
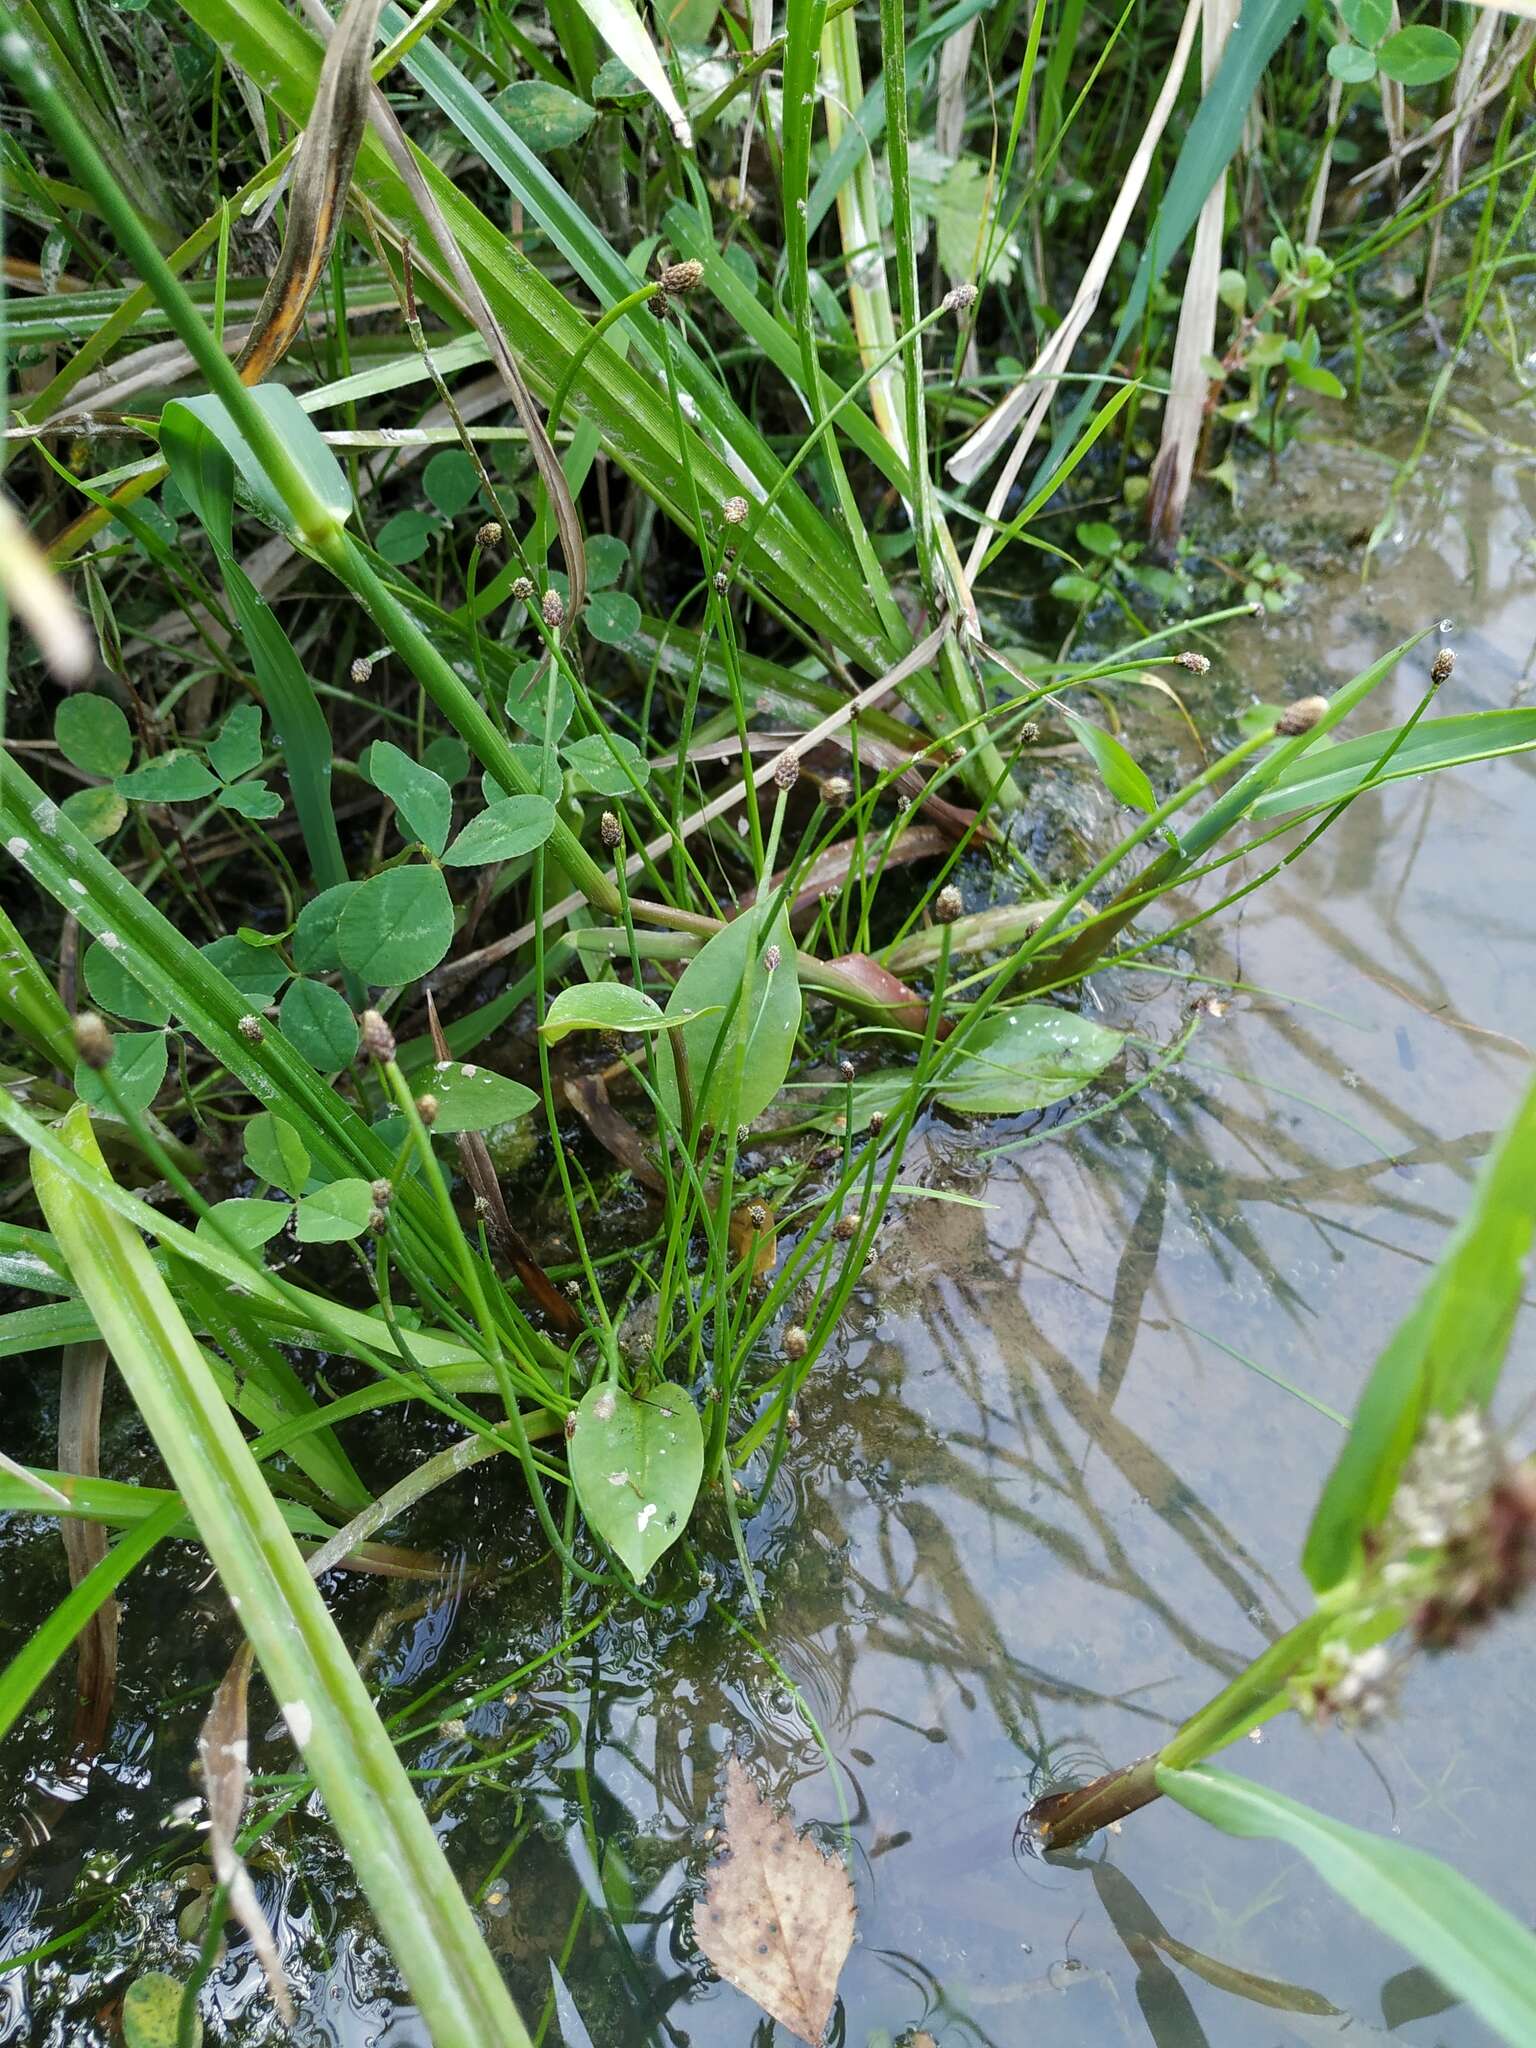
199,1646,297,2025
694,1758,855,2047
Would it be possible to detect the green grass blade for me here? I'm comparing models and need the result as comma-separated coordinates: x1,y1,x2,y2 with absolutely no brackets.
1158,1766,1536,2048
1246,709,1536,820
33,1104,533,2044
1303,1072,1536,1592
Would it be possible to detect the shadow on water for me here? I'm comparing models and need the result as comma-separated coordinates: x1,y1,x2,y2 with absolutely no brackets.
3,357,1536,2044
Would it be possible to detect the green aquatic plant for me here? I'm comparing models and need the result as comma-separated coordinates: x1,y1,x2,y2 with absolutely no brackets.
2,0,1535,2035
1029,1074,1536,2047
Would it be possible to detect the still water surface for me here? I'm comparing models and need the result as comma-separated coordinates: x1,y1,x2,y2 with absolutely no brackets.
2,361,1534,2045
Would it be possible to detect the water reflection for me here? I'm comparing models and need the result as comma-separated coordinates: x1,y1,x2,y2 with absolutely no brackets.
5,365,1536,2045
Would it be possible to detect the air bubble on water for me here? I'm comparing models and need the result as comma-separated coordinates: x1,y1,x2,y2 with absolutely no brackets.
1438,618,1455,633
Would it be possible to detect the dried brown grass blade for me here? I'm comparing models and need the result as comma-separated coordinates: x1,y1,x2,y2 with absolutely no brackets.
695,1758,856,2047
1147,0,1239,547
58,1341,115,1756
200,1644,297,2025
562,1071,662,1192
236,0,387,383
423,992,580,1333
295,0,586,621
950,0,1202,566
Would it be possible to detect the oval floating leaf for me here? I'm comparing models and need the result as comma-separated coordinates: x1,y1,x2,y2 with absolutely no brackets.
936,1006,1123,1115
1157,1767,1536,2048
122,1971,202,2048
442,795,556,866
337,866,454,985
695,1758,856,2048
568,1380,702,1578
279,978,360,1071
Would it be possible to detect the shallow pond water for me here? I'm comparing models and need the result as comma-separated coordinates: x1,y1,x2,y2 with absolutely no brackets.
3,353,1535,2046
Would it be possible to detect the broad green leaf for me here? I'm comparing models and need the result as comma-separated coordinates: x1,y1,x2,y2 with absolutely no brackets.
337,867,455,985
293,882,357,972
279,978,360,1071
1327,39,1378,83
200,934,290,1002
376,509,438,564
75,1031,167,1116
83,939,170,1026
1339,0,1390,46
1051,573,1102,606
560,732,648,796
196,1197,289,1251
295,1177,374,1243
1157,1767,1536,2048
216,779,284,820
55,694,131,777
1303,1074,1536,1591
568,1380,703,1577
1247,711,1536,820
116,750,219,803
585,535,628,588
442,795,556,866
363,741,453,857
122,1971,202,2048
423,736,471,785
422,447,480,518
244,1111,311,1197
505,659,574,741
655,911,800,1131
1378,25,1459,87
209,702,264,781
1062,707,1157,813
415,1061,537,1134
161,385,351,541
60,786,127,842
540,982,715,1046
493,78,597,153
937,1007,1123,1116
1075,521,1121,558
583,589,641,646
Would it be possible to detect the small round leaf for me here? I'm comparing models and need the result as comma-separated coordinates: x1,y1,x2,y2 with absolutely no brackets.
337,866,455,985
279,978,360,1071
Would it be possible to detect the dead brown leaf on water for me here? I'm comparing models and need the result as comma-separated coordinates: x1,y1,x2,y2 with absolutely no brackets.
694,1758,855,2047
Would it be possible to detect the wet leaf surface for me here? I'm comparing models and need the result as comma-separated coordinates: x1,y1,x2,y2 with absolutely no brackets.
694,1758,856,2047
